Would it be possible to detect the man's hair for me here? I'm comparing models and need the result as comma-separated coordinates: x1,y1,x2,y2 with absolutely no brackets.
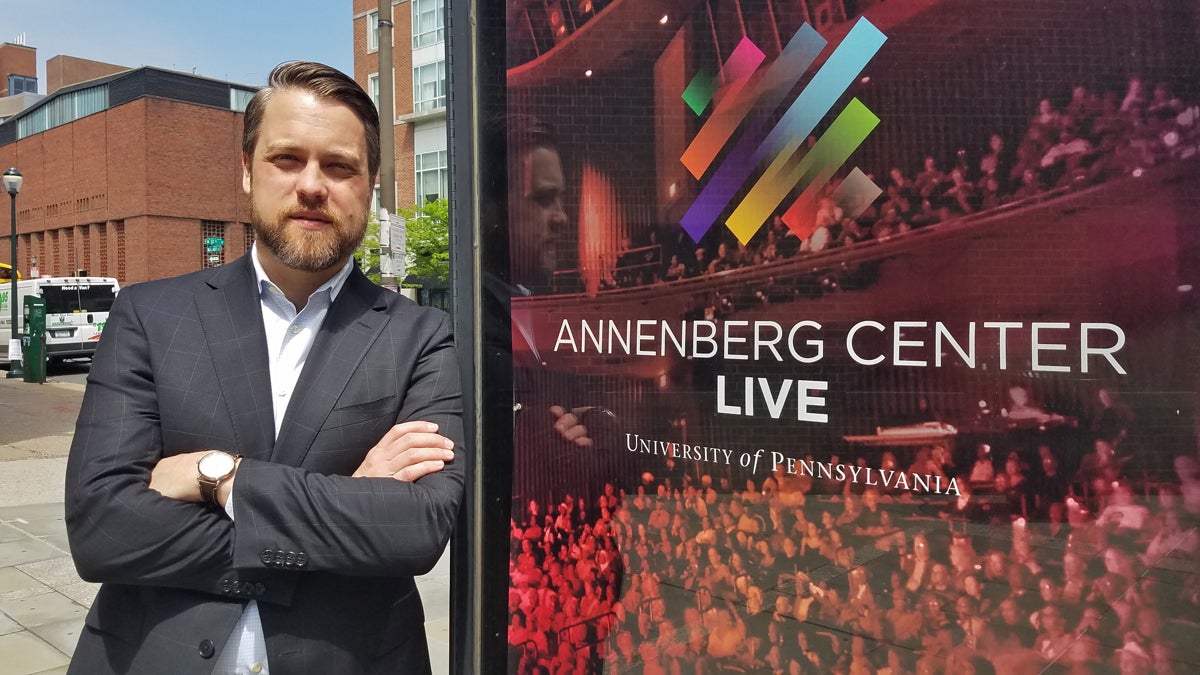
242,61,381,178
506,113,557,161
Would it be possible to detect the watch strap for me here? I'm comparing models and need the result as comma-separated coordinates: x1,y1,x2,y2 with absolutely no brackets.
199,476,221,508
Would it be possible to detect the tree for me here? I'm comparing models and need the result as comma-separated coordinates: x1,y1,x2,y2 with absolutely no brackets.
399,198,450,283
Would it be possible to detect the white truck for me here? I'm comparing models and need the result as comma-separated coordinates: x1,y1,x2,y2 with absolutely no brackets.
0,276,121,365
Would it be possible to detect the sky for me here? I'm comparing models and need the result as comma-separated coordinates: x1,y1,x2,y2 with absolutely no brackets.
2,0,354,90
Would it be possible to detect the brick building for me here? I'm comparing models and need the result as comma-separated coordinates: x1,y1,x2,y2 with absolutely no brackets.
46,55,129,96
0,64,259,283
352,0,448,212
0,42,37,97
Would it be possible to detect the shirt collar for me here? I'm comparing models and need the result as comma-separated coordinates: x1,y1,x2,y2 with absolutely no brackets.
250,245,355,305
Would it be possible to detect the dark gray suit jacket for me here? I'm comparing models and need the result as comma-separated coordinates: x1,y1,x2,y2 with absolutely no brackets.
64,255,466,675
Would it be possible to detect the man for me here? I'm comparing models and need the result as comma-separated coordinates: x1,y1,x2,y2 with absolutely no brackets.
501,114,569,296
64,62,465,674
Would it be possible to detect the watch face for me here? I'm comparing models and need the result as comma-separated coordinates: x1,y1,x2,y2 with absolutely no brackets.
198,452,236,479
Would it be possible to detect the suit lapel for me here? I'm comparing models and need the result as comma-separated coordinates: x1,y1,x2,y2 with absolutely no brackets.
270,268,390,467
194,256,276,461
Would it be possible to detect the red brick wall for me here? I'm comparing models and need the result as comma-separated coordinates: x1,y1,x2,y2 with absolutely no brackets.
0,97,249,283
353,0,381,88
398,124,416,206
394,5,415,117
352,1,421,209
140,215,203,281
46,55,129,95
145,99,246,223
0,43,37,96
106,100,150,219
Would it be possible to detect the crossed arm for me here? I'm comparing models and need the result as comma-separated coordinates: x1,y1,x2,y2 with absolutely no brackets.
65,290,467,601
147,420,456,506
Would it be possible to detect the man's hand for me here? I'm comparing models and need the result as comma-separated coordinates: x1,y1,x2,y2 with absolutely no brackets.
550,406,593,448
354,421,456,481
148,451,210,503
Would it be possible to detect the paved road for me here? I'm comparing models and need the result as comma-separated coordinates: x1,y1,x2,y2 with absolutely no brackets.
0,378,452,674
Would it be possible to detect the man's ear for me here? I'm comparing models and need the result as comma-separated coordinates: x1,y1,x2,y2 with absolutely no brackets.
242,154,253,195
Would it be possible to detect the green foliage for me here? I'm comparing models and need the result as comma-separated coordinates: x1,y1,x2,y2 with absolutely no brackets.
399,198,450,283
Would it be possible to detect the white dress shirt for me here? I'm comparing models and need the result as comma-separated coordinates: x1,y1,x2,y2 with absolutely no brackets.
211,248,354,675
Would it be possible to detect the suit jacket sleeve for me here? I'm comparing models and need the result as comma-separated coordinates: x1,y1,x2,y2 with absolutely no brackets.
227,307,466,578
64,287,287,601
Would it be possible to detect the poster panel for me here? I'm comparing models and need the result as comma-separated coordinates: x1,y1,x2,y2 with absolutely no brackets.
486,0,1200,672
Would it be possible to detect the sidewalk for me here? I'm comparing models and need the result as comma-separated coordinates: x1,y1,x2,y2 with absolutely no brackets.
0,378,451,674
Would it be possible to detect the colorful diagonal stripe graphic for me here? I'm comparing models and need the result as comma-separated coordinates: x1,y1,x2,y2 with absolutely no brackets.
680,23,827,241
680,38,767,179
729,98,879,241
678,17,888,244
782,166,883,238
682,36,770,117
831,167,884,221
681,70,716,116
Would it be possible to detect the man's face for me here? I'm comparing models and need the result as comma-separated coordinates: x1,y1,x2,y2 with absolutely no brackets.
243,89,371,273
1040,605,1065,633
509,145,567,288
999,599,1019,624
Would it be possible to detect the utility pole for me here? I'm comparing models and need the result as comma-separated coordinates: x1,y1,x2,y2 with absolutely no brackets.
377,0,397,290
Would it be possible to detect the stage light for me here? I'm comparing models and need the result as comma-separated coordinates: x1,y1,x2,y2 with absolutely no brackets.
585,69,593,77
660,14,669,24
547,5,567,37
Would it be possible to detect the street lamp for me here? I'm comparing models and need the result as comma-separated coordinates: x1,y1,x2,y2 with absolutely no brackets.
3,168,23,379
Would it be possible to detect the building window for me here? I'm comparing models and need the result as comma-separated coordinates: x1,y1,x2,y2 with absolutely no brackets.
367,11,380,52
368,73,380,109
17,84,107,139
7,74,37,96
412,61,446,113
230,87,256,112
202,221,226,269
243,223,255,254
413,0,445,48
414,150,448,203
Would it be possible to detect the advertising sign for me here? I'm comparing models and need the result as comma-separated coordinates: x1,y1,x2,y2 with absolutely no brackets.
477,0,1200,672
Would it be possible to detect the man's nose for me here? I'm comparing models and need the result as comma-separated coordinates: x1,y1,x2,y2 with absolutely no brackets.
296,161,329,202
548,199,568,230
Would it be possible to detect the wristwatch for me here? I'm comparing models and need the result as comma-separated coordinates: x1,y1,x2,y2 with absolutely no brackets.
197,451,241,508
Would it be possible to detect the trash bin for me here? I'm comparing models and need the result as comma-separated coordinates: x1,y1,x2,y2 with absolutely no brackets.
22,295,45,384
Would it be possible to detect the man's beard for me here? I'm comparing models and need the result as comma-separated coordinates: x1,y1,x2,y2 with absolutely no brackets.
251,196,366,273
